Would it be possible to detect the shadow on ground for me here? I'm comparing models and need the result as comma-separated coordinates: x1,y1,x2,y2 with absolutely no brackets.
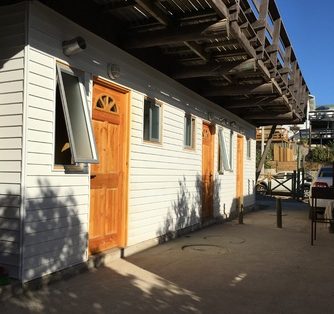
2,259,201,314
3,199,334,314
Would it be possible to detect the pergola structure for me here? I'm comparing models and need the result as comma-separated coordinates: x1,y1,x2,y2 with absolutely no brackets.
35,0,309,127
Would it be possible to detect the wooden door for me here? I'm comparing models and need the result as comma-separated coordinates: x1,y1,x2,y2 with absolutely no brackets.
89,80,129,254
236,135,244,209
202,123,214,220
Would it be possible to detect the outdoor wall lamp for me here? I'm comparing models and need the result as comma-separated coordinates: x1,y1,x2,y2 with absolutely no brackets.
62,36,86,56
207,112,214,121
107,63,121,80
220,118,227,125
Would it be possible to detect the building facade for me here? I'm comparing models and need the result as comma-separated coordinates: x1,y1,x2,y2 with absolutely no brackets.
0,2,256,282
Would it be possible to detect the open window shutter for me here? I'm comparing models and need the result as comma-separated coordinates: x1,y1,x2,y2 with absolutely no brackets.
218,128,231,171
56,63,98,163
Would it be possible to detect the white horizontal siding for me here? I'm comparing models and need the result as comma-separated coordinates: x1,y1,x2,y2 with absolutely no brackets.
25,204,88,223
0,92,23,104
22,35,90,280
0,149,22,160
23,248,86,281
214,129,238,217
0,183,20,195
0,69,24,83
26,152,52,165
0,138,22,149
24,236,86,268
128,93,202,246
214,129,256,218
0,161,21,172
24,213,88,234
0,2,26,279
20,1,257,282
0,103,23,115
0,126,22,138
0,58,24,73
243,139,256,208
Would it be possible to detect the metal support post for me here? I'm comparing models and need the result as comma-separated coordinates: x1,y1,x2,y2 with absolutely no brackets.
276,198,282,228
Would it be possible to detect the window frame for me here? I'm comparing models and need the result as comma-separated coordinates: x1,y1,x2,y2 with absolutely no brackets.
55,62,98,164
184,114,196,149
218,128,232,173
246,138,251,159
229,130,234,171
143,97,162,143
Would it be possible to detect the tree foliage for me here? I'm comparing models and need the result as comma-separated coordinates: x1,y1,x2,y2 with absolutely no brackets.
306,144,334,162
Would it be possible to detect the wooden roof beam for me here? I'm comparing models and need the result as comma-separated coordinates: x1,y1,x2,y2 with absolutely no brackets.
211,1,274,81
123,20,228,49
205,39,240,50
223,96,290,109
204,82,276,97
135,0,172,26
254,118,302,126
268,18,281,67
253,0,269,59
250,108,302,124
183,41,211,62
172,58,256,79
247,112,294,120
101,0,136,13
130,0,227,63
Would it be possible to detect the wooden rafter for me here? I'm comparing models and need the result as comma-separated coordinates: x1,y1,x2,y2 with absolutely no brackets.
172,58,256,79
203,82,276,97
101,0,136,13
123,21,228,49
134,0,172,26
38,0,310,126
223,96,290,109
183,41,211,62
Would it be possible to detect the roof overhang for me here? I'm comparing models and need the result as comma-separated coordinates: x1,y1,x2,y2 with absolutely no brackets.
34,0,310,127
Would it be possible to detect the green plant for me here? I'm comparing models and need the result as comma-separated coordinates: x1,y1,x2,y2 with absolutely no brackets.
306,145,334,162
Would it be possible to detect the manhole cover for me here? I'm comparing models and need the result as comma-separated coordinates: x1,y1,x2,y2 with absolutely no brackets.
181,244,228,255
203,235,246,244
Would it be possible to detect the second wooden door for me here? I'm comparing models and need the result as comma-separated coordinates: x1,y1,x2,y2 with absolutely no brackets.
202,123,214,220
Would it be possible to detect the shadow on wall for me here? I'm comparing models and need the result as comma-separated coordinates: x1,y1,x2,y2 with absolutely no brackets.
229,193,256,221
0,179,86,282
0,190,21,278
156,175,223,242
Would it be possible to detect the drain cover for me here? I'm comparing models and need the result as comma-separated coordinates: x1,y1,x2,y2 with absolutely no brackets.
181,244,228,255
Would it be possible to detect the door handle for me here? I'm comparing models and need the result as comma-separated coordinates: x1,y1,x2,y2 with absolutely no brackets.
90,175,96,179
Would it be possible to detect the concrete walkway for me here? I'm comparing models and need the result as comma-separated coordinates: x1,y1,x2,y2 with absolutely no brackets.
2,197,334,314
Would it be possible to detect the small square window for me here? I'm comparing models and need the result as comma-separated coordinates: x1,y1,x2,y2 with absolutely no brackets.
184,114,195,149
143,97,161,143
54,63,98,165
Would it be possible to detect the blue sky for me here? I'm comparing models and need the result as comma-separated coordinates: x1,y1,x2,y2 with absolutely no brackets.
275,0,334,106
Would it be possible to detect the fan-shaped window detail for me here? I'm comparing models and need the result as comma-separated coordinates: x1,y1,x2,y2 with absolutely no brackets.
95,94,118,113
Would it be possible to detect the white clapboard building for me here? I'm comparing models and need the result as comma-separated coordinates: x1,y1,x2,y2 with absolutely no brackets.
0,0,308,282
